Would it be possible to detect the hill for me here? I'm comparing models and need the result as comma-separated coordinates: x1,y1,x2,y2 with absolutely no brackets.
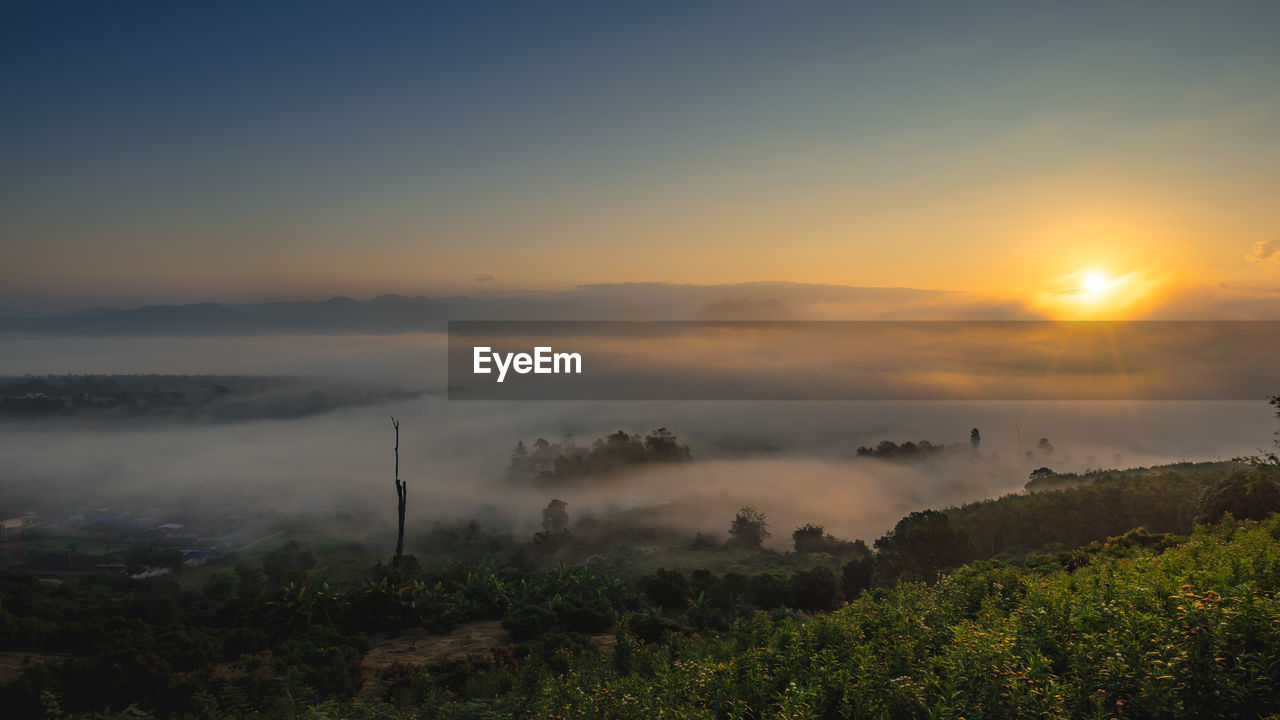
3,459,1280,718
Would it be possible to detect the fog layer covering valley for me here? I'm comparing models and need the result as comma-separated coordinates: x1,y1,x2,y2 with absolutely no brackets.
1,333,1273,548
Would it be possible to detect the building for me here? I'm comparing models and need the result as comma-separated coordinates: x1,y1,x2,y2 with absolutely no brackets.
181,550,212,567
1,513,37,539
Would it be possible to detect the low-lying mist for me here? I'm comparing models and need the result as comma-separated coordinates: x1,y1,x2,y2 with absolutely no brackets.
2,332,1273,548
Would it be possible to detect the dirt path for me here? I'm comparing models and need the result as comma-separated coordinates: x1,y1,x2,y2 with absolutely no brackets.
0,651,68,685
364,620,510,672
362,620,617,680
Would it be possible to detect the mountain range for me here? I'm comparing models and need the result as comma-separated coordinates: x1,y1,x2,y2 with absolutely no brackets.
0,282,1010,335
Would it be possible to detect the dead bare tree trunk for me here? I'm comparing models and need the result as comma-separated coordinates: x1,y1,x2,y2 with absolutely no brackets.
392,416,406,568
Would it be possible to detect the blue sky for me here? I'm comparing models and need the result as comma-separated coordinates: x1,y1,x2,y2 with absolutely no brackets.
3,1,1279,311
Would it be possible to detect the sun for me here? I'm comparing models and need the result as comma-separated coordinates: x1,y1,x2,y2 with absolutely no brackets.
1035,267,1160,319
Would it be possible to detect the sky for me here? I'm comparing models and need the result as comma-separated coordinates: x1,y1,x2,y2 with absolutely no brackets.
3,0,1279,313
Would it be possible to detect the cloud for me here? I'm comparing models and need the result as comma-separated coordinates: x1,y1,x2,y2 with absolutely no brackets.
474,273,497,282
1246,240,1280,266
1137,281,1280,320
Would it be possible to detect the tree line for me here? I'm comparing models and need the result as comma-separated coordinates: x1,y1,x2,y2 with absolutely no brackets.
508,428,692,483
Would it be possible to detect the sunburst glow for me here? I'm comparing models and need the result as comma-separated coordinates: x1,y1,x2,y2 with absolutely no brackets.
1030,268,1167,320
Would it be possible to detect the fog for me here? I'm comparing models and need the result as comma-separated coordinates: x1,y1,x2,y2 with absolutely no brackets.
0,332,449,383
1,333,1274,548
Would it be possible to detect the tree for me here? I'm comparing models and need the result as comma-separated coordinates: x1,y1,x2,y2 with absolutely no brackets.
970,428,981,452
792,523,825,553
1196,469,1280,523
856,438,947,460
873,510,972,582
789,566,839,611
262,541,316,584
202,569,239,599
1037,437,1054,459
637,569,690,611
643,427,693,462
1266,394,1280,463
509,440,531,476
542,498,569,535
534,499,571,550
508,428,693,482
841,556,873,598
792,524,865,555
728,506,770,550
747,572,791,609
391,417,407,568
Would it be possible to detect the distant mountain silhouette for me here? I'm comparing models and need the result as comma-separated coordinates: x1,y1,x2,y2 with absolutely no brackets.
0,283,963,335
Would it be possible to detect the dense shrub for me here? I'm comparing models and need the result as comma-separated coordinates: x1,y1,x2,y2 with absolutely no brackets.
636,568,690,611
501,604,558,641
789,566,839,612
1197,468,1280,523
841,555,874,598
748,572,792,609
527,515,1280,720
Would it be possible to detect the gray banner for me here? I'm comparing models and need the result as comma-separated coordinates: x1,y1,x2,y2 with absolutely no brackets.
447,321,1280,400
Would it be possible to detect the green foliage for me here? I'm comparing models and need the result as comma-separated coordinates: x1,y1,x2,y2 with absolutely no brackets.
841,556,874,599
747,572,791,609
1196,467,1280,523
7,461,1280,719
261,540,316,585
501,603,559,642
499,565,622,640
275,625,368,698
508,428,692,483
874,510,973,582
637,568,690,611
788,566,839,612
856,438,956,459
520,515,1280,719
953,463,1235,556
728,506,770,550
622,608,679,644
8,512,1280,718
541,498,569,535
793,524,869,556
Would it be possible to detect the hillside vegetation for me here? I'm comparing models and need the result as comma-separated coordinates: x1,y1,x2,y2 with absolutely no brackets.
2,462,1279,719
